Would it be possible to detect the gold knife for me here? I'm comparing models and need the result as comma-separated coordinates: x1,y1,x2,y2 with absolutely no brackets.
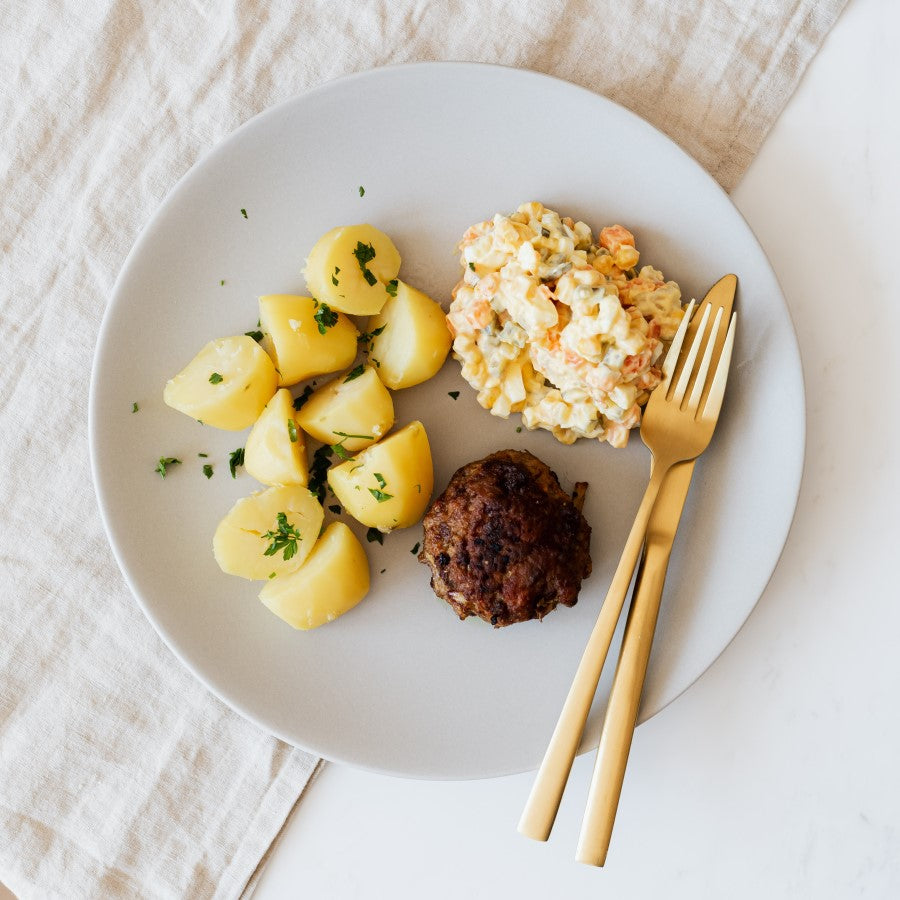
575,273,737,866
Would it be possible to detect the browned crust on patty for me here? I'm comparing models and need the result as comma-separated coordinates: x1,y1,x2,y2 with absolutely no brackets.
419,450,591,627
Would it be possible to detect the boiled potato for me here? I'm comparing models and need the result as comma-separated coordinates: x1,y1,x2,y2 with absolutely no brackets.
368,281,452,389
244,388,308,486
213,485,323,580
259,294,358,387
295,366,393,452
327,420,432,531
303,224,401,316
259,522,370,630
163,335,277,430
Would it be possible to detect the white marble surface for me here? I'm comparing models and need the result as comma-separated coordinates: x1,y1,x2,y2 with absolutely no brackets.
250,0,900,897
1,2,894,900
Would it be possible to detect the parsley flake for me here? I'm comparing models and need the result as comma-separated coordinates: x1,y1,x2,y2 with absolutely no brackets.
293,385,314,411
287,420,298,443
331,266,340,286
245,329,264,342
386,279,398,297
333,430,374,441
220,279,225,286
313,302,338,335
448,391,460,400
155,457,181,478
344,364,365,383
330,443,352,461
261,512,302,561
411,542,420,555
468,261,476,272
202,464,214,479
228,447,245,479
131,402,139,413
268,572,276,579
352,241,378,286
369,488,394,503
198,452,208,458
516,426,523,433
358,185,365,197
373,472,386,488
366,527,383,545
240,208,248,219
209,372,224,384
308,445,334,501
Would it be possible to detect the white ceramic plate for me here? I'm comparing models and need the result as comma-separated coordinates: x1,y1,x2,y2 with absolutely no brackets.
89,63,804,779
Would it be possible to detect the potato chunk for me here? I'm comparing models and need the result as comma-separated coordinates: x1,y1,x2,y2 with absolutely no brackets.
258,522,370,630
213,485,323,580
368,281,452,389
303,225,401,316
295,366,393,452
244,388,308,486
163,335,277,430
327,421,433,531
259,294,358,387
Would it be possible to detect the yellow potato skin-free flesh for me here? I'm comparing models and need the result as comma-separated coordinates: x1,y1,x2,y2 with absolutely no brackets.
258,521,370,630
295,366,394,452
244,388,308,487
303,224,401,316
327,420,433,531
258,294,359,387
213,485,324,581
368,281,452,389
163,335,278,430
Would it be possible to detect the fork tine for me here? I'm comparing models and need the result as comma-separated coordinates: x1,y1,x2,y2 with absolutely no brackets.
671,304,711,406
686,306,724,415
701,312,737,422
660,299,695,387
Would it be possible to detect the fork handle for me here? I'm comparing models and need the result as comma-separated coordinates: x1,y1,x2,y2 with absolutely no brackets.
518,462,671,841
574,524,675,866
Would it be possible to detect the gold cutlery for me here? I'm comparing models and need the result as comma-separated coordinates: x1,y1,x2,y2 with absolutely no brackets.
518,277,738,856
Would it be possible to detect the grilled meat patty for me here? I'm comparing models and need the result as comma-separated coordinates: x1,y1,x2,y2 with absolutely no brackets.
419,449,591,627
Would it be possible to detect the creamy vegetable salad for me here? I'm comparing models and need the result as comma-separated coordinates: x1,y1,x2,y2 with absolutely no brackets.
448,202,685,447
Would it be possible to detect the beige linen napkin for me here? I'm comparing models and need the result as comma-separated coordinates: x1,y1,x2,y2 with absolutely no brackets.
0,1,846,897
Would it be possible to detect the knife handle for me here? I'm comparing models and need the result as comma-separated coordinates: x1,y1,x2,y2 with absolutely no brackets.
575,479,687,865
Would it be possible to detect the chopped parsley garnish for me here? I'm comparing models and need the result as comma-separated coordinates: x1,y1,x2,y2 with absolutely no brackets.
516,426,522,433
366,527,383,545
313,302,338,335
329,442,350,460
287,420,298,443
245,330,264,342
261,512,302,561
415,483,421,493
198,452,208,457
357,324,386,349
369,488,393,503
358,185,365,197
155,457,181,478
228,447,245,478
293,385,314,410
132,402,139,413
331,266,340,286
209,372,223,384
411,542,420,555
220,279,225,286
468,261,476,272
352,241,378,286
344,364,365,383
333,430,374,441
240,208,248,219
448,391,459,400
202,464,214,479
308,444,334,501
386,279,398,297
380,568,386,574
373,472,386,488
328,504,341,514
268,572,276,579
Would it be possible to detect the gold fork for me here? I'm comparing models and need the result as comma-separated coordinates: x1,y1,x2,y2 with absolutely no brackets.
518,293,737,846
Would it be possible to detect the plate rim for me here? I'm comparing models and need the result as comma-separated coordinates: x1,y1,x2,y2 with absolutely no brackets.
88,60,807,780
